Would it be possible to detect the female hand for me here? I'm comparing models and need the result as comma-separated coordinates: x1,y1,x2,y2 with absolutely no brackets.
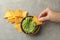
38,8,60,22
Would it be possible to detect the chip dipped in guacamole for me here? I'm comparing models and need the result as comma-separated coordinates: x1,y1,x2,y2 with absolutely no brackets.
22,16,38,34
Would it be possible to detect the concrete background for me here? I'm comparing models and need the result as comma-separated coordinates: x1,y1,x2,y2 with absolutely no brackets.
0,0,60,40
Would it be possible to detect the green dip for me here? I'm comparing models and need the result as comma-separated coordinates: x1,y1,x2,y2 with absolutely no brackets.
22,17,38,33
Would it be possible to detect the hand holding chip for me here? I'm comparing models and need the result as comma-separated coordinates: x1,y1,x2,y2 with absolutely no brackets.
38,8,60,22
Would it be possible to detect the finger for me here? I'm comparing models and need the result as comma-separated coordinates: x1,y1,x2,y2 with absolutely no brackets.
38,17,48,21
38,8,49,19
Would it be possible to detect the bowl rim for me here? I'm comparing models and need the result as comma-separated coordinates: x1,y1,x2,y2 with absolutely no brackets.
21,16,40,35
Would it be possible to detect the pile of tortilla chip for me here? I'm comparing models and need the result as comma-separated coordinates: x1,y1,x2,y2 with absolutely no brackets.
4,9,28,32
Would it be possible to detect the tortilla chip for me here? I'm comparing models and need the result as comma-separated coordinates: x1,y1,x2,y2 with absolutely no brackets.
4,9,15,19
19,17,23,23
8,17,15,23
10,10,15,18
15,17,19,24
22,11,28,18
4,10,12,19
33,16,42,25
15,9,22,17
14,23,22,32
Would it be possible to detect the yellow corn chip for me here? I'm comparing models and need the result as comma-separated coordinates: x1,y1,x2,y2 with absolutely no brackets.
19,17,23,23
15,9,22,17
10,10,15,18
15,17,20,24
14,23,22,32
8,17,15,23
4,9,15,19
4,10,12,19
22,11,28,18
33,16,42,25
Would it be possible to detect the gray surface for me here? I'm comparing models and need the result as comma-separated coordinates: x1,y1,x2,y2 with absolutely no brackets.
0,0,60,40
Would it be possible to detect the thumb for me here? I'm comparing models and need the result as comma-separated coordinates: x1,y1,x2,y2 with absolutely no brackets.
38,17,48,21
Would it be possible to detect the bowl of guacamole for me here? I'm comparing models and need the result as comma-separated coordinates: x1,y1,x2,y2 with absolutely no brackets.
21,16,40,35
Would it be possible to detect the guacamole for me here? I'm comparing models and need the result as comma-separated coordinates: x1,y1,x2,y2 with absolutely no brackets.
22,17,38,33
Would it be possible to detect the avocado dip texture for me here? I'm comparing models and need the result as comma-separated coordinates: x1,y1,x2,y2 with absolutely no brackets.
22,17,38,34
